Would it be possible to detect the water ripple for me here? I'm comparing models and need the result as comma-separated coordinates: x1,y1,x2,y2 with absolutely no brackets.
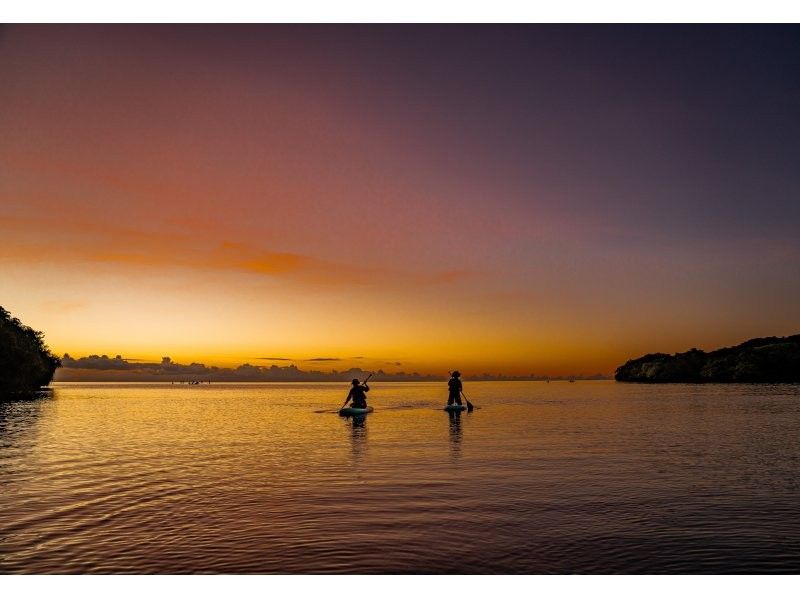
2,382,800,573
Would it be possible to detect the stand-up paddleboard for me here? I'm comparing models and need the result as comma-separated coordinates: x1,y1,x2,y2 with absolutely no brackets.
444,404,467,412
339,406,374,416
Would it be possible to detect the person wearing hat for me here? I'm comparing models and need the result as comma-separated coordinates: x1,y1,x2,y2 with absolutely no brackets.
447,371,463,406
343,378,370,409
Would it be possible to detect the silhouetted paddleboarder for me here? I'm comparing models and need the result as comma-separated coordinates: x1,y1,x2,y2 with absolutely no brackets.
447,371,463,406
342,375,371,410
448,371,475,411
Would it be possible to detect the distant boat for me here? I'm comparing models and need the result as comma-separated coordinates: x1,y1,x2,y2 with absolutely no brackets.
569,377,575,383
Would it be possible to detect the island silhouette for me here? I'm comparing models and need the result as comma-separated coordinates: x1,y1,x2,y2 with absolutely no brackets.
615,335,800,383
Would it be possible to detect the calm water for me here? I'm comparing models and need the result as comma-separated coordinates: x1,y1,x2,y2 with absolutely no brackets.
2,381,800,574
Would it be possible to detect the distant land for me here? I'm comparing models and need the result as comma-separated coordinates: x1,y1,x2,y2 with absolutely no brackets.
54,354,610,383
615,335,800,383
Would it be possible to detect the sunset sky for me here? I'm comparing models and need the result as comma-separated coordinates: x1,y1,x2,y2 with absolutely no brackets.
2,24,799,376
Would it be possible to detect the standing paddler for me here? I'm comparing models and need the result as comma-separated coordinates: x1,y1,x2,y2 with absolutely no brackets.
447,370,474,411
447,371,463,406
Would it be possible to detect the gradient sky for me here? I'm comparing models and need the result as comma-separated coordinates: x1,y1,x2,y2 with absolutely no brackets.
2,24,799,375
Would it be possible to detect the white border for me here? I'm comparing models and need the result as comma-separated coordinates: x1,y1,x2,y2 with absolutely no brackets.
2,0,800,23
2,574,799,596
3,5,800,593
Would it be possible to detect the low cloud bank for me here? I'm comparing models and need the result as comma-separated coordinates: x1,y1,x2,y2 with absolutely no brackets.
57,354,439,382
56,354,610,382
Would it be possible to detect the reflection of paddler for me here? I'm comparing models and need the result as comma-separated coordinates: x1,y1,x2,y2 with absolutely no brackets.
448,410,462,442
349,414,367,460
447,409,463,460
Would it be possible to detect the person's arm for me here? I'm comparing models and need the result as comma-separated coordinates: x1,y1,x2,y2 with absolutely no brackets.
458,380,463,392
343,388,354,406
363,384,369,392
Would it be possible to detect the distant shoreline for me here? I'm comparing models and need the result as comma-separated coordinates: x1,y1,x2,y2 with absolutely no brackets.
52,375,612,384
53,353,610,383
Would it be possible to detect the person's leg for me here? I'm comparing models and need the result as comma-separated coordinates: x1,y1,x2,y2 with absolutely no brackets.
455,394,462,406
447,394,455,405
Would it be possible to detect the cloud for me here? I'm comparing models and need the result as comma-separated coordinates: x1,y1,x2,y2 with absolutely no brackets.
39,300,88,314
56,354,447,382
61,354,136,370
1,215,473,289
305,357,341,362
0,216,376,286
0,216,366,284
56,352,611,382
256,357,293,361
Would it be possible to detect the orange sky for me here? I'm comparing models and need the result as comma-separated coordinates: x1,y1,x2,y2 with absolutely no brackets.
2,25,799,376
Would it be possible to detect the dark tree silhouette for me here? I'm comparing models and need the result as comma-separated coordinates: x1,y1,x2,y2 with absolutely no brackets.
0,306,61,393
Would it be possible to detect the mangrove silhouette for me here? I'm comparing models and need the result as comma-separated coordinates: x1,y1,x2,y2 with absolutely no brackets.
0,306,61,394
615,335,800,383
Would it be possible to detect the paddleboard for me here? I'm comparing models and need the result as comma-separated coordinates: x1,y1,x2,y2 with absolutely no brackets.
444,404,467,412
339,406,374,416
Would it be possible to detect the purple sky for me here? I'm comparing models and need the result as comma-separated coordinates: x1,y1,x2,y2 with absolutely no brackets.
1,25,799,374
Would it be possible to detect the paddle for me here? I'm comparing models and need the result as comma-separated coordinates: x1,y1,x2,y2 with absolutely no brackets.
340,372,374,410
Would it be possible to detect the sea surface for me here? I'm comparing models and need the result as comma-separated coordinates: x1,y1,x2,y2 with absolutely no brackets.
2,381,800,574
